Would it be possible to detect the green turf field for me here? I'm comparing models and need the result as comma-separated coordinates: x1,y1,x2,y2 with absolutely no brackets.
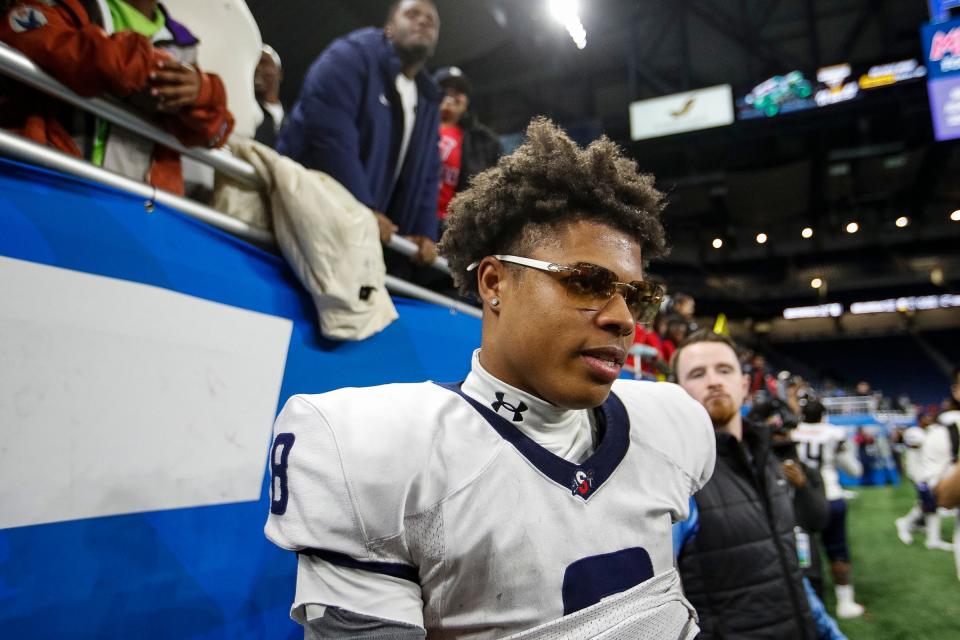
821,482,960,639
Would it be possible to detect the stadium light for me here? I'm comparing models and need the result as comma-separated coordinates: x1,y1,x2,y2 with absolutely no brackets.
801,226,814,239
811,277,823,289
755,232,768,244
895,216,909,228
845,221,859,233
951,210,960,221
548,0,587,49
711,237,723,249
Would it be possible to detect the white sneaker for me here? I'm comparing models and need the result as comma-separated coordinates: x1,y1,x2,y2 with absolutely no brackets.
895,517,914,545
925,540,954,551
835,601,865,619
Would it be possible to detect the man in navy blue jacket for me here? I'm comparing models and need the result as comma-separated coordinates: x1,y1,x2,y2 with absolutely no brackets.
277,0,441,269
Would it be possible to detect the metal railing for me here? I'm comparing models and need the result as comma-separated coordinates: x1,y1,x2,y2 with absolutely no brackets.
0,42,262,190
0,42,475,318
821,396,879,415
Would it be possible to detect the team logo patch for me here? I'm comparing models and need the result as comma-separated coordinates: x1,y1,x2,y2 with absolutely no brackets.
571,469,594,497
491,391,527,422
8,5,47,33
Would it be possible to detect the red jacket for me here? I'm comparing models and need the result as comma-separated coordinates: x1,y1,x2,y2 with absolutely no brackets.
0,0,234,195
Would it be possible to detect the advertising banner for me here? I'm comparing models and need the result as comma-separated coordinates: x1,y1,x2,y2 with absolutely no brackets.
629,84,734,140
921,16,960,140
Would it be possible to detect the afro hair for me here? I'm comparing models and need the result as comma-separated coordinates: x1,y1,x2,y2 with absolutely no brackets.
439,117,668,299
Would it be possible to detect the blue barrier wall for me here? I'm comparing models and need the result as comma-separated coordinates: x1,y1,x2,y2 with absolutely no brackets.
0,157,481,639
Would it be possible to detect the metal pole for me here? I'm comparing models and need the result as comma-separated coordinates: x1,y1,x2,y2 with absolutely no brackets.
387,235,452,274
385,276,481,318
0,42,262,190
0,128,274,243
0,130,479,318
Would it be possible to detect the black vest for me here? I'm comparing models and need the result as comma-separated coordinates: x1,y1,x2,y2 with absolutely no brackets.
679,421,816,640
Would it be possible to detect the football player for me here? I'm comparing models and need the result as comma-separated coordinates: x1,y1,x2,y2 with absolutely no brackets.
264,118,716,639
896,417,939,547
792,399,866,618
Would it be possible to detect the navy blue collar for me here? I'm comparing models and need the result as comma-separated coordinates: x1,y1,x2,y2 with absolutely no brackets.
435,382,630,500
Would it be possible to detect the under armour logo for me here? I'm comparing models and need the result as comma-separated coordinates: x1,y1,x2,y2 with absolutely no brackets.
491,392,527,422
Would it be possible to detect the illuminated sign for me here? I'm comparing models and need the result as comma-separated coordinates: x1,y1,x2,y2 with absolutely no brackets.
849,294,960,315
929,0,960,23
922,18,960,141
737,71,815,119
922,17,960,78
858,59,927,89
628,85,734,140
783,303,844,320
928,76,960,141
815,64,859,107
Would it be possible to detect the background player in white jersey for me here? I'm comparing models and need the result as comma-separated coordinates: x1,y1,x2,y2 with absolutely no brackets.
264,117,716,639
932,366,960,579
793,399,866,618
898,367,958,554
895,415,945,548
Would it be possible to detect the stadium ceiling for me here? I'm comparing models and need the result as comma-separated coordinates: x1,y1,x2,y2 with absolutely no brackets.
248,0,960,320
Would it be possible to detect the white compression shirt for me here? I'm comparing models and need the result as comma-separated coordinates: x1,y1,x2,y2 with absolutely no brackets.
392,73,418,186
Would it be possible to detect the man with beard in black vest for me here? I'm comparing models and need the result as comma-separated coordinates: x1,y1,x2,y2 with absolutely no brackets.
673,330,816,639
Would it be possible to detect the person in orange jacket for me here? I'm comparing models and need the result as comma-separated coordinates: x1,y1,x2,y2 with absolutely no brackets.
0,0,234,195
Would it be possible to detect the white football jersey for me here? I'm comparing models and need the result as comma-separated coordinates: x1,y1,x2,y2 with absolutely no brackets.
264,367,715,639
921,411,960,487
902,426,927,484
792,422,861,501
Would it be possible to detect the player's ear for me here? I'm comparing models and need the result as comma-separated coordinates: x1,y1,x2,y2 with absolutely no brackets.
477,256,506,314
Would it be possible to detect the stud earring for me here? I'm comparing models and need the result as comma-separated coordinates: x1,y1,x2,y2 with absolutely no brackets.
490,297,500,307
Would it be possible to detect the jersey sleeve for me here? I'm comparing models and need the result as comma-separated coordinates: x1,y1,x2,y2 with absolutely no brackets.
613,380,716,501
835,439,863,478
264,394,424,628
303,605,426,639
654,382,716,494
920,425,955,487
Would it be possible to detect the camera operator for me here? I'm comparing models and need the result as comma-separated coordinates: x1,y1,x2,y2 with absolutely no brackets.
749,394,830,589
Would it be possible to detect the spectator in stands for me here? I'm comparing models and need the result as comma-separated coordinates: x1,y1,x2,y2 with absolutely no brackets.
628,312,668,379
0,0,233,196
277,0,442,274
672,291,698,332
434,66,501,236
854,380,873,397
162,0,261,140
747,352,778,398
794,399,867,619
253,44,283,148
660,314,687,366
674,330,816,640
